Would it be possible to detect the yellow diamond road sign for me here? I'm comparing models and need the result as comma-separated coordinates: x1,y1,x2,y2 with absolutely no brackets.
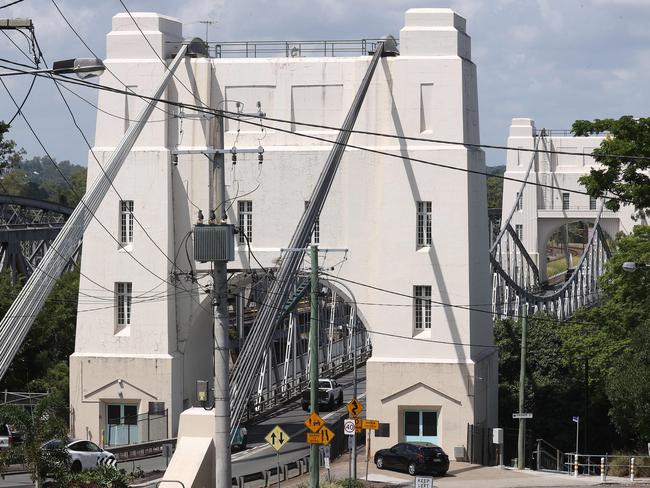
265,425,290,451
347,398,363,417
304,412,324,433
307,425,335,445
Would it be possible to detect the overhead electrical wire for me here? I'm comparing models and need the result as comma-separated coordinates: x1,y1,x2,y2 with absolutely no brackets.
49,0,177,121
0,61,212,318
0,66,632,207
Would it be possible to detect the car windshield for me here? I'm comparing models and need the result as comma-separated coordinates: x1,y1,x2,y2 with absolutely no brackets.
318,380,330,387
42,439,65,449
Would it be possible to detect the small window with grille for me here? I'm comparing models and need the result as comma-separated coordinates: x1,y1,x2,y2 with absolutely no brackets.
515,224,523,241
115,282,132,331
120,200,134,245
414,285,432,330
562,193,570,210
416,201,432,247
238,200,253,245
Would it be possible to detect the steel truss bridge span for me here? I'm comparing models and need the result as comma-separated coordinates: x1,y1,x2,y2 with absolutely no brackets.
490,132,612,321
229,272,370,423
0,194,77,283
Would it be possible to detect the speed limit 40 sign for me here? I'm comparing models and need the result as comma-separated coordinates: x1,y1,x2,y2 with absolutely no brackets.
344,418,356,436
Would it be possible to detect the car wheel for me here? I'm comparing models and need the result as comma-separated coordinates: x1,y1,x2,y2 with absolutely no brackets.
435,469,448,477
337,393,343,406
71,460,82,473
408,462,417,476
301,403,308,411
376,457,384,469
327,397,334,410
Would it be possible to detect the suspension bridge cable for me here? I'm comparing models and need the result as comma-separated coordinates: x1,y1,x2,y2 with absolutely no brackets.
0,59,214,319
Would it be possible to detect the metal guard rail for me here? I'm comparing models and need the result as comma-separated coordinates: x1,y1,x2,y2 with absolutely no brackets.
244,345,372,422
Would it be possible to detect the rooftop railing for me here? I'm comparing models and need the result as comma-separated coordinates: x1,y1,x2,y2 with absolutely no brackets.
176,38,391,58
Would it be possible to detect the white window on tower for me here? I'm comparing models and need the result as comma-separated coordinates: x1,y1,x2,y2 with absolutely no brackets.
238,200,253,245
416,201,432,247
120,200,134,245
589,196,597,210
305,201,319,244
115,282,132,330
562,192,570,210
515,224,523,242
414,285,432,330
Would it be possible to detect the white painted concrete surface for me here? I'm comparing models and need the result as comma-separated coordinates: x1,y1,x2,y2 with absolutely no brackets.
71,7,496,457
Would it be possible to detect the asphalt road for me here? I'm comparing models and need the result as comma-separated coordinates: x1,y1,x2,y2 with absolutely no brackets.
0,366,367,488
232,365,367,479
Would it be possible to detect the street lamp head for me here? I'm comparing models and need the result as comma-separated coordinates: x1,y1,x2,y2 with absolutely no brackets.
51,57,105,79
623,261,641,273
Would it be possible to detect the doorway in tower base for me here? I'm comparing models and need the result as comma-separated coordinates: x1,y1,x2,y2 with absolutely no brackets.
106,403,139,446
403,409,439,445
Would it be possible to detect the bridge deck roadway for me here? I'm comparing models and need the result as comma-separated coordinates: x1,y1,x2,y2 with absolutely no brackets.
231,365,367,479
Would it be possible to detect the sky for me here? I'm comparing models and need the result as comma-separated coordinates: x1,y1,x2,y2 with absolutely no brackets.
1,0,649,167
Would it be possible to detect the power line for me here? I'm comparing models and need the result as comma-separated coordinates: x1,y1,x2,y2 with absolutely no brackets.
0,0,24,9
49,0,176,121
0,65,212,317
5,68,628,206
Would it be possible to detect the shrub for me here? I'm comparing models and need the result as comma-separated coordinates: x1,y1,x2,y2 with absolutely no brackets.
606,454,650,478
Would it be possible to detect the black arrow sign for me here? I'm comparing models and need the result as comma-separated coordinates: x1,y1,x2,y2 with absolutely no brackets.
351,401,360,415
271,432,277,444
279,432,285,443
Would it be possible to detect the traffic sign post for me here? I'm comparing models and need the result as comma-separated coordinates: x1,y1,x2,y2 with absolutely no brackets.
415,476,434,488
344,419,356,436
265,425,290,488
347,398,363,417
307,425,335,445
265,425,291,451
512,413,533,419
362,419,379,430
305,412,324,433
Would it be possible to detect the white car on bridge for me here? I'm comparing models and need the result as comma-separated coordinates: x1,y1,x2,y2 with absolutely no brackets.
42,439,116,472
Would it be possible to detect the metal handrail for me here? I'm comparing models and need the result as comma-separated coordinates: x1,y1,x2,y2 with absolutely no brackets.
170,38,393,59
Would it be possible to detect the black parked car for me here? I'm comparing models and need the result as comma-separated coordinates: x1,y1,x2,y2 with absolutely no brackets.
374,442,449,476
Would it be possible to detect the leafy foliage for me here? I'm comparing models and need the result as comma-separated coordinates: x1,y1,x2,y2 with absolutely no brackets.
0,122,23,173
486,165,505,209
55,464,130,488
0,155,86,208
0,396,70,485
0,269,79,403
572,116,650,216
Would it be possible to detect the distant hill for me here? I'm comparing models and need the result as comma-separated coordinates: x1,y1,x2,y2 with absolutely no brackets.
0,156,86,208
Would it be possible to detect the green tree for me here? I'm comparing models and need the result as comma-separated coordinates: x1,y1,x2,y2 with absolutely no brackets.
495,315,587,451
572,116,650,216
0,122,23,172
0,270,79,404
0,396,70,487
486,165,505,209
562,225,650,450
